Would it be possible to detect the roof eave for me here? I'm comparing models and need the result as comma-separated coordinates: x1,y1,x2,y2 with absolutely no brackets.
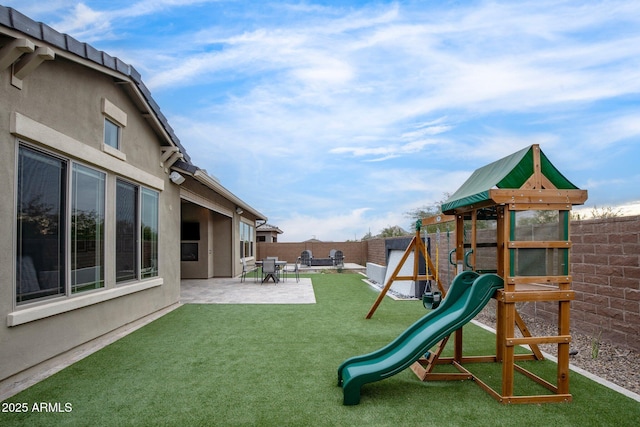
173,161,266,221
442,188,589,215
490,188,589,207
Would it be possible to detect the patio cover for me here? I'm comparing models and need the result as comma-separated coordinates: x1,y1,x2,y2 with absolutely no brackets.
442,145,580,214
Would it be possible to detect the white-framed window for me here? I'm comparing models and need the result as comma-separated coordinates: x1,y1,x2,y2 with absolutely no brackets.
71,163,106,293
16,144,106,304
101,98,127,160
115,179,138,282
239,221,254,258
141,188,159,279
104,118,121,149
115,179,160,283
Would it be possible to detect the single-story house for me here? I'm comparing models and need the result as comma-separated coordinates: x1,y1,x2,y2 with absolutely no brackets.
257,223,283,243
0,6,265,387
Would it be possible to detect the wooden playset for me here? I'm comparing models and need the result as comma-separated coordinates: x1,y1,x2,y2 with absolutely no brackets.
367,144,588,404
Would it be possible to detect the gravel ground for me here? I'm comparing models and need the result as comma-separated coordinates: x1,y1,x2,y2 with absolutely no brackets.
474,302,640,396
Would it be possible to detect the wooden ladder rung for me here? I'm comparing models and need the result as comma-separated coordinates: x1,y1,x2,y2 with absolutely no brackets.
411,335,451,381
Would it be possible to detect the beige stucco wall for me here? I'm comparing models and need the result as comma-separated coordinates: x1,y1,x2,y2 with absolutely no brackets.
211,212,233,277
180,203,212,279
0,52,181,381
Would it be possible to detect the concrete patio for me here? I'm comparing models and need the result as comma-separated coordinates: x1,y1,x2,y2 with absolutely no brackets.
180,263,365,304
180,276,316,304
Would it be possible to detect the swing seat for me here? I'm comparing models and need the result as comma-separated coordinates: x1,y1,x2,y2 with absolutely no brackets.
422,291,441,310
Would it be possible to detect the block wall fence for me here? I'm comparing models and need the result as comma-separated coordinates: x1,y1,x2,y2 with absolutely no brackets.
258,215,640,351
257,241,368,267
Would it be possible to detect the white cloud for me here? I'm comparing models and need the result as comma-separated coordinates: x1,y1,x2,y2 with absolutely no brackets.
136,0,640,165
53,3,111,40
12,0,640,241
329,138,441,160
596,114,640,146
573,200,640,219
276,208,407,242
619,201,640,216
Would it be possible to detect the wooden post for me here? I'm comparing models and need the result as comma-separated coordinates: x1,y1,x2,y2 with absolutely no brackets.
496,206,506,362
413,229,420,283
495,298,504,363
455,215,464,275
533,144,542,189
470,209,477,270
501,300,516,400
365,234,417,319
496,206,505,279
557,299,571,395
501,205,515,399
454,328,463,363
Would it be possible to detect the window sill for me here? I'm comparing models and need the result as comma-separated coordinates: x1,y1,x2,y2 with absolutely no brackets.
7,278,163,327
102,143,127,161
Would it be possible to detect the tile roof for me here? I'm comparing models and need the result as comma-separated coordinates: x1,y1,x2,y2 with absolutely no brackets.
257,223,283,233
0,5,190,162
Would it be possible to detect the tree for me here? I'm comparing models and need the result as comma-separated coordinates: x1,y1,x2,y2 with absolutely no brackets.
590,205,622,219
378,225,409,238
405,192,452,233
517,210,559,226
571,205,622,221
360,231,374,241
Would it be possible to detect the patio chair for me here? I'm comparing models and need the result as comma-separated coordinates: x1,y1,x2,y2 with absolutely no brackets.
283,257,300,283
300,250,312,266
261,258,278,284
240,258,258,282
334,250,344,267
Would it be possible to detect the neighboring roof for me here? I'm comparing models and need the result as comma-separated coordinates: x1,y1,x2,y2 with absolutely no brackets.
0,6,190,163
442,144,583,214
257,223,283,234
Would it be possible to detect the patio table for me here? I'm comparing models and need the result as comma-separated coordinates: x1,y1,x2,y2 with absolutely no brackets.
255,260,287,283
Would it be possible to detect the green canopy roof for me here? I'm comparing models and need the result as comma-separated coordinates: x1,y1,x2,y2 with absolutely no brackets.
442,145,579,213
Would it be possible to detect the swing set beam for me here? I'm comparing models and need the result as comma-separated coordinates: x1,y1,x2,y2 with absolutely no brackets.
365,222,446,319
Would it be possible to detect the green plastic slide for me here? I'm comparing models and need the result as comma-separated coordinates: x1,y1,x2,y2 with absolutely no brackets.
337,271,504,405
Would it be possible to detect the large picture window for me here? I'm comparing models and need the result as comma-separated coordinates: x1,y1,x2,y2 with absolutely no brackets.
16,143,160,305
16,146,67,304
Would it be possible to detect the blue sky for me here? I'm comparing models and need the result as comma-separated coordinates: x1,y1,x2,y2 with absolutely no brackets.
8,0,640,241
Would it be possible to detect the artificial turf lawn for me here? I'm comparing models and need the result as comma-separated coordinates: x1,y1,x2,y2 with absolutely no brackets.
2,273,639,426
